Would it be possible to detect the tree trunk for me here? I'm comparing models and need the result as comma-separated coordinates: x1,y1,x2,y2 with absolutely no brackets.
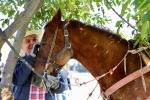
0,0,44,100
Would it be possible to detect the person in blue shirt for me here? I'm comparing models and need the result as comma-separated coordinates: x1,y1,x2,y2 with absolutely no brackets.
55,65,72,100
12,30,65,100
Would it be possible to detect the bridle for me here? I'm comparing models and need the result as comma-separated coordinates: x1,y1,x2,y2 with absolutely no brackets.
33,20,74,93
36,21,74,74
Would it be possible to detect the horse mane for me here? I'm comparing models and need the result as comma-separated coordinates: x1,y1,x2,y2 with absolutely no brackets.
45,18,133,48
69,19,128,43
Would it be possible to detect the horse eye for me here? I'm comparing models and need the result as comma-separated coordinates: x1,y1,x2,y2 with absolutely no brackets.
41,42,47,46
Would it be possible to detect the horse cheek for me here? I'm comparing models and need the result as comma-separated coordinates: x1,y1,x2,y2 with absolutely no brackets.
56,50,72,66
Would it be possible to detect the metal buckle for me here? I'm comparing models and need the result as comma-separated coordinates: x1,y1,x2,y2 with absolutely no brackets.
64,30,68,36
101,92,110,100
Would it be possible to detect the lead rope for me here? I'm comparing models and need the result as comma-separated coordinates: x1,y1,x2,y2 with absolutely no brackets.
86,42,129,99
73,73,109,100
87,83,99,100
102,44,149,99
42,27,58,94
138,53,146,92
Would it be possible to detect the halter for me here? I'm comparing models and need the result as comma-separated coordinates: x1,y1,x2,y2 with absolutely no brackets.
32,21,74,93
36,21,74,73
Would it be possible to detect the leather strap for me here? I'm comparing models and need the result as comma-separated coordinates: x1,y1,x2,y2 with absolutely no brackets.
103,64,150,99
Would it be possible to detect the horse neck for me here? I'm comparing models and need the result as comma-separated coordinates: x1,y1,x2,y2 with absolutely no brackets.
68,22,129,77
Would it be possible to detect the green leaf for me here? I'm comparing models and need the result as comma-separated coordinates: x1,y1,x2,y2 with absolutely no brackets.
53,3,59,10
131,30,135,35
112,0,116,6
93,0,102,2
8,9,15,17
18,0,24,6
127,13,131,21
4,19,9,25
141,21,149,40
14,11,19,20
116,0,121,6
147,26,150,34
89,3,94,11
96,2,100,7
140,1,150,11
2,21,5,28
0,85,4,90
120,0,131,16
133,0,142,11
137,0,146,9
104,1,110,10
137,20,142,29
45,0,52,3
133,38,140,48
116,26,120,35
142,10,150,24
115,21,121,27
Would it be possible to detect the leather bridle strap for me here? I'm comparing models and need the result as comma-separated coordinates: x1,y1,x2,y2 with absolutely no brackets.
103,64,150,99
42,27,59,93
45,27,58,73
49,21,74,73
35,21,73,73
36,57,47,62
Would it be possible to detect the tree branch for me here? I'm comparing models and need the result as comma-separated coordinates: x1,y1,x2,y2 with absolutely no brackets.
0,0,43,46
105,0,139,32
0,0,44,91
0,28,2,61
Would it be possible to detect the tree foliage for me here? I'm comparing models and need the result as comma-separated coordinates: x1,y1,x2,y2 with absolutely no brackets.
1,0,150,47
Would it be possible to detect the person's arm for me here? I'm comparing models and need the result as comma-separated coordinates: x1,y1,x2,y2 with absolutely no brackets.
12,42,39,86
66,70,72,90
67,77,72,90
12,56,35,86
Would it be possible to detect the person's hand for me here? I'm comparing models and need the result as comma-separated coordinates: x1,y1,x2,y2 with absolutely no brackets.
46,74,60,89
30,42,40,57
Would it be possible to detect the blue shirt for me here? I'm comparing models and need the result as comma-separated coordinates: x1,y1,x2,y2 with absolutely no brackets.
12,55,65,100
60,68,71,90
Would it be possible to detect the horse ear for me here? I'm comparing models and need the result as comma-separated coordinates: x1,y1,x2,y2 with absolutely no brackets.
52,8,61,23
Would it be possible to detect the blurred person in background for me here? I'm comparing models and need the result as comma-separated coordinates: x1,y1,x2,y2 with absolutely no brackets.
55,64,72,100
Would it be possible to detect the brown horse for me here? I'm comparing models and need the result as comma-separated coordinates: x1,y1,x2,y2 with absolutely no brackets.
34,9,150,100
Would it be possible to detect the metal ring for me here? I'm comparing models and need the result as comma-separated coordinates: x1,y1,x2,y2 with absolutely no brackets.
49,58,55,65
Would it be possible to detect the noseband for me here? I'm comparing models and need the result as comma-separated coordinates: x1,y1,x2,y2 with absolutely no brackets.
36,21,73,73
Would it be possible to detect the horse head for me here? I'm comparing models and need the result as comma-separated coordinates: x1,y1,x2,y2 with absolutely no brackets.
34,9,73,78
